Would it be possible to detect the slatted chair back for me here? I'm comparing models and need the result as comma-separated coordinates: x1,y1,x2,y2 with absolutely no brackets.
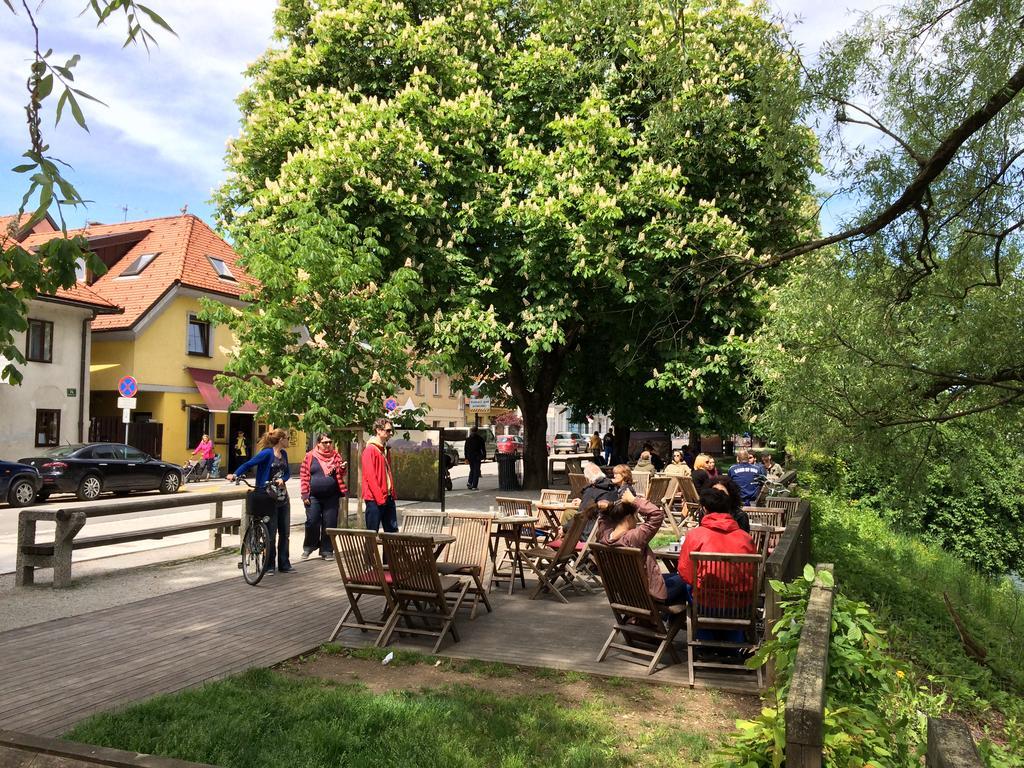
646,475,672,504
743,507,786,528
688,553,762,622
443,512,493,576
524,510,590,603
539,488,571,504
565,457,584,476
677,476,700,504
765,495,800,522
329,528,387,591
381,534,444,597
401,511,447,534
553,510,589,563
568,473,588,499
749,524,769,560
494,496,533,517
590,544,660,625
632,471,651,499
762,525,786,560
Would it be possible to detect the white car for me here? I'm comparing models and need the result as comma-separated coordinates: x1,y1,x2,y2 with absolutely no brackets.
552,432,585,454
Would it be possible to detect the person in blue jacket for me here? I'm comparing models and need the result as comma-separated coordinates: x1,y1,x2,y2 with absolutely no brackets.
227,427,294,574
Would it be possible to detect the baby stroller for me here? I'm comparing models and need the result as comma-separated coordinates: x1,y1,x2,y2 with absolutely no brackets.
182,458,210,483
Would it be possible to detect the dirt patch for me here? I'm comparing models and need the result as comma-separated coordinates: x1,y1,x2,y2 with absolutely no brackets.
279,647,760,741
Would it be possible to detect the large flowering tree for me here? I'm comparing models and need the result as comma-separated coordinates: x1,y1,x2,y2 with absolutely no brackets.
212,0,817,486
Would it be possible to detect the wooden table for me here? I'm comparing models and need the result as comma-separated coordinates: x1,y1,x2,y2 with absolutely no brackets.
653,543,683,573
387,532,455,559
534,501,571,538
489,515,539,595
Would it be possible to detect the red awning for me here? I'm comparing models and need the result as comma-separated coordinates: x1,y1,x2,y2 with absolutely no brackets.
186,367,259,414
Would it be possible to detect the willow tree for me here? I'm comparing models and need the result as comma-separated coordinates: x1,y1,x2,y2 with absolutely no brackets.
213,0,816,486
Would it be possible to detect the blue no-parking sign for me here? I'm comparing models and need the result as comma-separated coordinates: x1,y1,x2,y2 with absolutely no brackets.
118,375,138,398
384,397,399,412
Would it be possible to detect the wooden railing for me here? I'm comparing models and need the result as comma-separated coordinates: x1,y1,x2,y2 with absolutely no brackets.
763,496,813,684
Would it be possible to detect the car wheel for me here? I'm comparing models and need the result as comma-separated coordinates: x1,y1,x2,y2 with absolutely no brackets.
8,478,37,507
159,471,182,494
76,475,103,501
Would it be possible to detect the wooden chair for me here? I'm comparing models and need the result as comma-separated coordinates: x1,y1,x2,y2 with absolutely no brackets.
326,528,395,646
535,488,570,542
567,521,602,592
565,457,584,476
539,488,570,504
401,511,447,534
743,507,786,529
645,475,672,505
437,512,494,619
522,512,589,603
568,472,588,499
380,533,471,653
666,475,700,535
591,543,686,674
632,472,651,499
684,552,763,687
765,496,800,523
492,496,535,591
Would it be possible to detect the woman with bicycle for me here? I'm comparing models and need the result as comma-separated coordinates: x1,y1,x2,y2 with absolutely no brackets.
227,428,294,574
299,433,347,560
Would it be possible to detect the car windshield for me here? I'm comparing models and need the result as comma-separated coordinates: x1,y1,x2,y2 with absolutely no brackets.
556,433,574,440
41,444,87,457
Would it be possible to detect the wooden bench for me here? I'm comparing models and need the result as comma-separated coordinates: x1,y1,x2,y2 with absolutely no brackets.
16,488,249,588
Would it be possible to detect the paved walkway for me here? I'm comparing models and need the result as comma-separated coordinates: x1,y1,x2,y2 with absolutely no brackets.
0,466,758,738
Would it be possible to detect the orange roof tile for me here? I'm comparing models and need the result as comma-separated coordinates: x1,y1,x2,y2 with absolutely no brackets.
20,214,259,331
46,283,122,313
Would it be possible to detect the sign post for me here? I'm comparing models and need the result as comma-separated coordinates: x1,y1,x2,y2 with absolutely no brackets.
117,376,139,445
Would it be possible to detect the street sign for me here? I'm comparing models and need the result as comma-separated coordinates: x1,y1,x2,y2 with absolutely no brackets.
122,408,132,424
468,397,491,410
384,397,399,412
117,396,137,409
117,376,138,398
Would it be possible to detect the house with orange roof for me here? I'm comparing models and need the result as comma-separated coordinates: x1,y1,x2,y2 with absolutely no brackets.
19,213,303,471
1,214,122,463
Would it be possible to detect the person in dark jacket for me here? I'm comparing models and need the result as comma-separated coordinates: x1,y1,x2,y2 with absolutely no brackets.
711,476,751,533
300,433,348,560
602,431,614,465
564,461,618,537
227,428,294,574
464,426,486,490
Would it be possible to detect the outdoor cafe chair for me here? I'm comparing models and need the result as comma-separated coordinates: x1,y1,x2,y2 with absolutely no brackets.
666,476,700,536
590,543,686,675
566,522,602,592
743,507,786,529
401,511,447,534
632,471,651,499
568,472,588,500
646,475,672,508
326,528,396,647
380,533,471,653
535,488,571,542
437,512,495,619
765,495,801,523
684,552,764,688
522,511,589,603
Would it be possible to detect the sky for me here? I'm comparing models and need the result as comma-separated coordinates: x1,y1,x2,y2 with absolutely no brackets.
0,0,883,231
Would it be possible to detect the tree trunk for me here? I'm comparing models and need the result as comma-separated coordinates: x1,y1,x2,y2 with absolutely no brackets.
519,399,550,490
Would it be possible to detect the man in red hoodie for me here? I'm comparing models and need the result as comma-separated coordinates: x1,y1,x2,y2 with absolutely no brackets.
677,486,758,603
361,417,397,532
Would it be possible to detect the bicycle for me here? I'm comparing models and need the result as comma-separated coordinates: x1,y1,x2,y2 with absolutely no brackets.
232,476,271,585
753,474,789,505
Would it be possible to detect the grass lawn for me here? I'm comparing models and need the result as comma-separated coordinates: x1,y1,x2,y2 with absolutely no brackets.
65,647,756,768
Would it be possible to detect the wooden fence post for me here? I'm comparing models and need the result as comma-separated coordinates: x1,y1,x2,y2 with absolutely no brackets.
784,564,835,768
209,499,224,550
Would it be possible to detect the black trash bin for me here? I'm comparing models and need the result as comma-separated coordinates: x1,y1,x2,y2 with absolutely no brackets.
496,453,521,491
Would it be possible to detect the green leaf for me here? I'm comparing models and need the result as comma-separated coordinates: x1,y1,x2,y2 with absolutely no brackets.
137,4,176,36
37,74,54,99
66,90,88,131
803,563,815,582
11,163,37,174
54,89,69,126
817,569,834,588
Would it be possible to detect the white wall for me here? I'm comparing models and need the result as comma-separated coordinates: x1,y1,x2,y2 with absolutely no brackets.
0,300,93,460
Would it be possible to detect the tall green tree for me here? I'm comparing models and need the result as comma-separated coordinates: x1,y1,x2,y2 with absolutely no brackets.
214,0,816,486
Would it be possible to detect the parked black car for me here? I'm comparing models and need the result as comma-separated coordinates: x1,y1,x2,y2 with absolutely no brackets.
18,443,184,501
0,460,43,507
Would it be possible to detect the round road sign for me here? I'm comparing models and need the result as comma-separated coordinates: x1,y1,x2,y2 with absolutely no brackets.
118,376,138,398
384,397,399,412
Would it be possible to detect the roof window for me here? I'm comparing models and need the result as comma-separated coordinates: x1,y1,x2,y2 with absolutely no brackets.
119,252,158,277
207,255,236,281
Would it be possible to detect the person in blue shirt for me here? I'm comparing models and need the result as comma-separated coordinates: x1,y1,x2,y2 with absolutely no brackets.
227,427,294,574
727,449,766,507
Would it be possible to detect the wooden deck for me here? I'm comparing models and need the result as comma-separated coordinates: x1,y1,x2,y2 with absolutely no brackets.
0,558,758,738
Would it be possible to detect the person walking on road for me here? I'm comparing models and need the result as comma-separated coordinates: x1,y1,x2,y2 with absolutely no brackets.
362,418,398,532
464,426,486,490
603,430,614,465
227,428,295,574
300,432,347,560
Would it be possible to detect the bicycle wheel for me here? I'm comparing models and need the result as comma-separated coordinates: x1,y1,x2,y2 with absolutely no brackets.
241,519,269,585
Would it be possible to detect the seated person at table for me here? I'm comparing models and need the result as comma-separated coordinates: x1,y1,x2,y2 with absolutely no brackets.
677,487,758,600
664,450,691,478
633,450,656,475
711,476,751,533
564,461,618,536
611,464,636,499
641,442,665,472
691,454,717,493
762,453,785,483
597,489,686,605
727,449,766,506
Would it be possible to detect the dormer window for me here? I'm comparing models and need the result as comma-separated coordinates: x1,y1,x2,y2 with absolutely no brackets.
207,255,236,281
119,252,158,277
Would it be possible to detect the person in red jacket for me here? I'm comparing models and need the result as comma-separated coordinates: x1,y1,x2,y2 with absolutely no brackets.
677,486,758,604
300,432,348,560
361,417,397,532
